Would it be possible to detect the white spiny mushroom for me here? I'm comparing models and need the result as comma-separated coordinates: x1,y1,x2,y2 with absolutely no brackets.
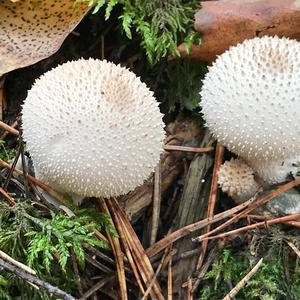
218,158,259,203
22,59,165,202
201,36,300,183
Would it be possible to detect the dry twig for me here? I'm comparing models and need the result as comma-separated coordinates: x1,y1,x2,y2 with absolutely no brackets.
0,158,66,204
98,198,128,300
202,213,300,241
163,145,214,153
0,258,75,300
223,258,263,300
286,241,300,259
0,120,20,137
150,161,161,245
193,178,300,242
0,187,16,205
146,196,257,258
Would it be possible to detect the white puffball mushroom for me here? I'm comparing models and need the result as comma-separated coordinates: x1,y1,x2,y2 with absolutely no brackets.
218,158,259,203
22,58,165,200
249,155,300,184
201,36,300,164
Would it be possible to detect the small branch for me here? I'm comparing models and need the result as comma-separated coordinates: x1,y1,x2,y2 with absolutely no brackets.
150,162,161,245
0,120,18,140
79,276,114,300
0,158,66,204
193,178,300,242
140,245,173,300
223,258,264,300
0,258,75,300
163,145,214,153
167,249,173,300
0,187,16,205
286,241,300,259
0,250,35,275
202,213,300,241
0,120,20,137
98,198,128,300
146,195,257,258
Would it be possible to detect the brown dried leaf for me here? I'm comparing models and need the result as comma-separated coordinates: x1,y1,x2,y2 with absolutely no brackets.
179,0,300,64
0,0,90,75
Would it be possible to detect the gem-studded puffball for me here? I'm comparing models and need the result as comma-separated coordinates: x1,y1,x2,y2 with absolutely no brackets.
22,59,165,199
218,159,258,203
201,36,300,163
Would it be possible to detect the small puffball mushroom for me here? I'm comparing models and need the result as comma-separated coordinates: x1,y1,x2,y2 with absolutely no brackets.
22,59,165,200
201,36,300,164
218,158,259,203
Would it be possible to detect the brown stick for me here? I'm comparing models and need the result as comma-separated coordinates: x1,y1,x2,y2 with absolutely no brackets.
98,198,128,300
223,258,263,300
150,162,161,245
79,276,114,300
0,120,20,137
167,252,173,300
202,213,300,241
0,159,66,204
0,120,18,140
110,197,164,299
0,187,16,205
286,241,300,259
0,258,75,300
146,195,257,258
164,145,214,153
193,179,300,242
193,144,224,292
107,199,146,295
140,245,173,300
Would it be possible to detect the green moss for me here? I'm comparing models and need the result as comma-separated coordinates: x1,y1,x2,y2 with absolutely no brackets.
198,239,300,300
74,0,201,64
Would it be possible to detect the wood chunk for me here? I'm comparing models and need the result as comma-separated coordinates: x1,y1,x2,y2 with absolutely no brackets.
179,0,300,63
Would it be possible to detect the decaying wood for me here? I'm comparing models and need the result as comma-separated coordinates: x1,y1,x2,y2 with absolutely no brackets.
179,0,300,63
193,143,224,293
169,131,215,298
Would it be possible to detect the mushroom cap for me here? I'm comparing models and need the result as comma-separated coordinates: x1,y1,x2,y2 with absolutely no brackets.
201,36,300,162
22,59,165,199
218,158,258,202
0,0,89,75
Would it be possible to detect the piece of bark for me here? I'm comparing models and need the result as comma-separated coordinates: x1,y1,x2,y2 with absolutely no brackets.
179,0,300,64
169,131,215,299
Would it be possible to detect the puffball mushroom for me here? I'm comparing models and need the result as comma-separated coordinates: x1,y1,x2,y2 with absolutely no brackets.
218,158,259,203
201,36,300,183
22,59,165,200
